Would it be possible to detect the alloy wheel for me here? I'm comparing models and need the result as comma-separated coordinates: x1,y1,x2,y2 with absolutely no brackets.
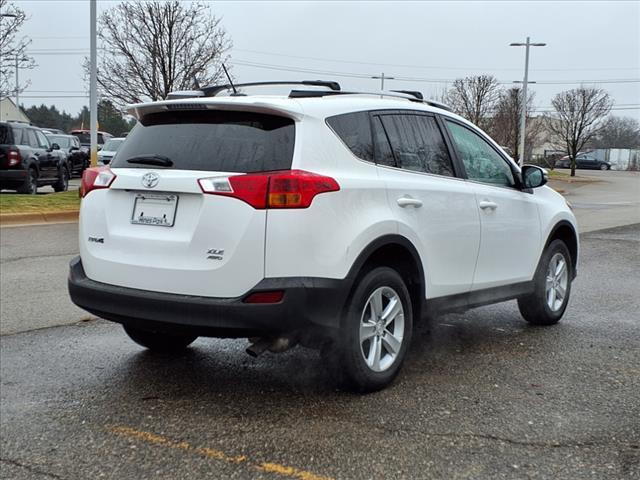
359,286,405,372
545,252,569,312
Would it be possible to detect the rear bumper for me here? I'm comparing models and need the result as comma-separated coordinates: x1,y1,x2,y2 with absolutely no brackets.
68,256,349,337
0,169,26,182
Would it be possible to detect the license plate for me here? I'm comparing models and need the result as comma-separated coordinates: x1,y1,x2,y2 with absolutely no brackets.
131,193,178,227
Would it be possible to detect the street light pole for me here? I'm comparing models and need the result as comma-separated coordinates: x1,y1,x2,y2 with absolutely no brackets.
90,0,98,167
510,37,546,166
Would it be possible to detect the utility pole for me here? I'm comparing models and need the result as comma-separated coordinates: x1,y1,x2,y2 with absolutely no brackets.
371,73,394,91
90,0,98,167
510,37,546,166
15,55,19,106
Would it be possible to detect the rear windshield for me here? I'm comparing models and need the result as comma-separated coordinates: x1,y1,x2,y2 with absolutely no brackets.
111,110,295,172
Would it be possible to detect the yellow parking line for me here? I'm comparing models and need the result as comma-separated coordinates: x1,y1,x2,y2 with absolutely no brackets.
107,425,333,480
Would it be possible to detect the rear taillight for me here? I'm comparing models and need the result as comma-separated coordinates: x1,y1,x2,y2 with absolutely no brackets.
80,167,117,198
7,149,21,167
243,291,284,304
198,170,339,209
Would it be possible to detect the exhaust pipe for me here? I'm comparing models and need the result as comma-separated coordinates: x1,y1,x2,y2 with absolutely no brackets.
246,336,297,357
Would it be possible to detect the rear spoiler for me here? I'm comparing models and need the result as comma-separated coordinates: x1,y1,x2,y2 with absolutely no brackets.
126,99,304,122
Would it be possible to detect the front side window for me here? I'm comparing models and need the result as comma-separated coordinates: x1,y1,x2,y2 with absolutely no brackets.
445,120,515,187
326,111,374,162
379,114,454,176
35,131,50,149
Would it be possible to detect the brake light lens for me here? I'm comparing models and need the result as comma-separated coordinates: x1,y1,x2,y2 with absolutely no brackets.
198,170,339,209
7,149,21,167
80,167,117,198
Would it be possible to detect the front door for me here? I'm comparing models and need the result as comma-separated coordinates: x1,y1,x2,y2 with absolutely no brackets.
443,119,541,290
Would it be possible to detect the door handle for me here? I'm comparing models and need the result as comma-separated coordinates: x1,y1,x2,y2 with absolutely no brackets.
397,197,423,208
479,200,498,210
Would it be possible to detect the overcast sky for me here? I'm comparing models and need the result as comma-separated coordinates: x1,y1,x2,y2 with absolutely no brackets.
11,0,640,121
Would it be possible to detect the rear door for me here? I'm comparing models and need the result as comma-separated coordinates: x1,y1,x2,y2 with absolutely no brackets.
374,112,481,298
443,119,541,290
79,109,296,298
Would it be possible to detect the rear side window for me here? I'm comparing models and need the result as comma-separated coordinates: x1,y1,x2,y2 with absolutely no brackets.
111,110,295,173
372,117,395,167
326,111,374,162
26,130,39,148
0,125,12,144
379,115,454,177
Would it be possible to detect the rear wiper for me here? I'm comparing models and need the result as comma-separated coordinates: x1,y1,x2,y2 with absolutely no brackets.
126,154,173,167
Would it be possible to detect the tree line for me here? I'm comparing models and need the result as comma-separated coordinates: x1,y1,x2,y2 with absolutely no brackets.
23,100,136,136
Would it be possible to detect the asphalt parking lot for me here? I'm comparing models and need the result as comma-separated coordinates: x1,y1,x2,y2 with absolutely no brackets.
1,223,638,479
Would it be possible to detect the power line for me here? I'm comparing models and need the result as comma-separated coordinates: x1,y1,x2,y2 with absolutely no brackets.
232,59,640,85
234,48,639,73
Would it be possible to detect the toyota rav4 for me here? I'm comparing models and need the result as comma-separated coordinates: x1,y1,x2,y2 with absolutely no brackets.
68,81,578,392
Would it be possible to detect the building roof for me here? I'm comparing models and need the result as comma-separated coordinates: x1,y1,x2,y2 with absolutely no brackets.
0,97,30,124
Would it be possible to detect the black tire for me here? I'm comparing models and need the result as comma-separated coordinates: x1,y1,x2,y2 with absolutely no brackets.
518,239,573,326
327,266,413,392
53,166,70,192
17,168,38,194
123,326,198,353
599,163,609,171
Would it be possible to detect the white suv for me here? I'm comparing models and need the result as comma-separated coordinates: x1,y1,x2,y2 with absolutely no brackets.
68,81,578,392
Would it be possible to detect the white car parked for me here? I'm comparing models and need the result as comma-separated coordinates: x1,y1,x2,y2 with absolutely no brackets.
69,81,578,392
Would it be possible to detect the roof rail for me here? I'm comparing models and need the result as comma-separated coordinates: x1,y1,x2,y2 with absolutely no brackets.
288,89,453,111
201,80,341,97
390,90,424,100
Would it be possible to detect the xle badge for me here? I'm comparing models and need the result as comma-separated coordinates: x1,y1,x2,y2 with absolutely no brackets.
207,249,224,260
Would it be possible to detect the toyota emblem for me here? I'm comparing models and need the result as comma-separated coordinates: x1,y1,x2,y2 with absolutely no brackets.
141,172,160,189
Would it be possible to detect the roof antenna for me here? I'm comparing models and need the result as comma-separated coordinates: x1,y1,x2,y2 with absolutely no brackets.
222,64,238,95
193,76,201,90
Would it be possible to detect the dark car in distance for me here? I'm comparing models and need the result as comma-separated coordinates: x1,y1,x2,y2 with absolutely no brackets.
0,122,70,194
46,133,89,176
70,129,113,154
556,153,611,170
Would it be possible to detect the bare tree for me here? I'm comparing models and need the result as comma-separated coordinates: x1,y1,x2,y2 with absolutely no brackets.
591,116,640,149
545,87,613,176
445,75,501,130
489,87,541,163
0,0,35,99
96,1,232,107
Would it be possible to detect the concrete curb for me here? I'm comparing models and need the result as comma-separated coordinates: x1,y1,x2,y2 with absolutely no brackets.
0,210,79,227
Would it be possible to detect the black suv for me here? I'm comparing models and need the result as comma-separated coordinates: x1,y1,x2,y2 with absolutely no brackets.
0,122,70,194
45,133,89,176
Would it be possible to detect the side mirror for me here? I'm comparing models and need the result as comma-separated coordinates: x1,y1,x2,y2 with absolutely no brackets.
521,165,548,189
97,145,103,151
51,143,60,151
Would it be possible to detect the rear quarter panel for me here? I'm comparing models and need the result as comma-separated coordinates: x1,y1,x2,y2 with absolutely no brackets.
264,117,398,280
